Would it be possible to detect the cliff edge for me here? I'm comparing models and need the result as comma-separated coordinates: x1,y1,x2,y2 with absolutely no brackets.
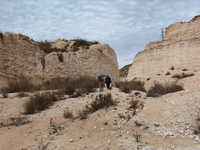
127,15,200,80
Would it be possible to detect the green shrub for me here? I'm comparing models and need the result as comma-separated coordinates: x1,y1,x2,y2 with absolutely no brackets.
24,92,58,114
73,39,90,47
147,82,184,97
38,40,60,53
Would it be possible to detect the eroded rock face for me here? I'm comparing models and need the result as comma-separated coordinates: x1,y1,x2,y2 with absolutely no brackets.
127,15,200,80
0,34,119,86
0,33,45,83
45,43,119,83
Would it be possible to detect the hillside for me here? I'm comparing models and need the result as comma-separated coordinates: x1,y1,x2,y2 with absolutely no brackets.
0,34,119,87
0,68,200,149
127,15,200,81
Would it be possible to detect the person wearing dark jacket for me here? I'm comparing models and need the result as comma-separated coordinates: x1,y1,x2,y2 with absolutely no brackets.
105,75,111,89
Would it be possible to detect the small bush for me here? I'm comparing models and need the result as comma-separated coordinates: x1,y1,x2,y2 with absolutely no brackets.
3,76,35,93
76,93,117,120
72,46,80,51
87,93,117,113
172,73,195,79
147,82,184,97
171,66,175,70
38,40,59,53
77,109,90,120
17,92,28,98
172,74,182,79
182,69,188,71
181,73,195,78
72,39,99,48
129,100,139,110
118,113,126,119
2,92,8,98
73,39,90,47
0,115,30,128
24,92,58,114
0,32,3,39
65,84,76,96
128,100,140,115
63,109,73,119
116,80,146,93
133,134,141,142
44,77,66,90
75,76,98,95
166,72,171,75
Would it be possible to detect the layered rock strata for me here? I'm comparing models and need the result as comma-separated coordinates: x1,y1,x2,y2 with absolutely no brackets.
0,34,119,85
128,15,200,80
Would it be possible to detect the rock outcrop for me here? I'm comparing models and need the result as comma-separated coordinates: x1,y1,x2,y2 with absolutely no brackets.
0,33,119,86
119,64,131,78
127,15,200,80
0,33,45,83
45,42,119,83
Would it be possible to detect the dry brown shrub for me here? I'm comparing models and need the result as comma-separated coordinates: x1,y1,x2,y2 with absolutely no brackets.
116,80,146,93
3,76,34,93
147,81,184,97
24,92,58,114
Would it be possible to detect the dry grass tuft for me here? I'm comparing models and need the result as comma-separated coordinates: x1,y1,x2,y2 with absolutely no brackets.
147,81,184,97
24,92,58,114
116,80,146,93
0,115,30,128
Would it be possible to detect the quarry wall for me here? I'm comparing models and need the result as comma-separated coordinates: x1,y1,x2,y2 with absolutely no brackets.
0,34,45,82
0,34,119,86
128,15,200,80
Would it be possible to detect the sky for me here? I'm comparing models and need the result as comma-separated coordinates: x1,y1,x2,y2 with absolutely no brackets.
0,0,200,69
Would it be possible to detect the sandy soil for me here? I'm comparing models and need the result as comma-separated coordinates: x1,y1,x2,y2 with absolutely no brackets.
1,69,200,150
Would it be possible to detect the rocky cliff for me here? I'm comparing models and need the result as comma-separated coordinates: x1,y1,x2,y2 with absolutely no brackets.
0,33,45,83
127,15,200,80
0,34,119,86
45,40,119,83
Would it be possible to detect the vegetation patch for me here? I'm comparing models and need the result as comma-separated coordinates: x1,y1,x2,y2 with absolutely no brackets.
0,32,3,39
0,115,30,128
116,80,146,93
24,92,58,114
86,93,117,113
38,40,61,53
147,81,184,97
77,93,117,120
172,73,195,79
2,76,37,93
72,39,99,47
63,108,73,119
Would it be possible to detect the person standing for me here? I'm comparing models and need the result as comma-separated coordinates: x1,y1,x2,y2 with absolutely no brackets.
98,75,104,92
105,75,111,89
